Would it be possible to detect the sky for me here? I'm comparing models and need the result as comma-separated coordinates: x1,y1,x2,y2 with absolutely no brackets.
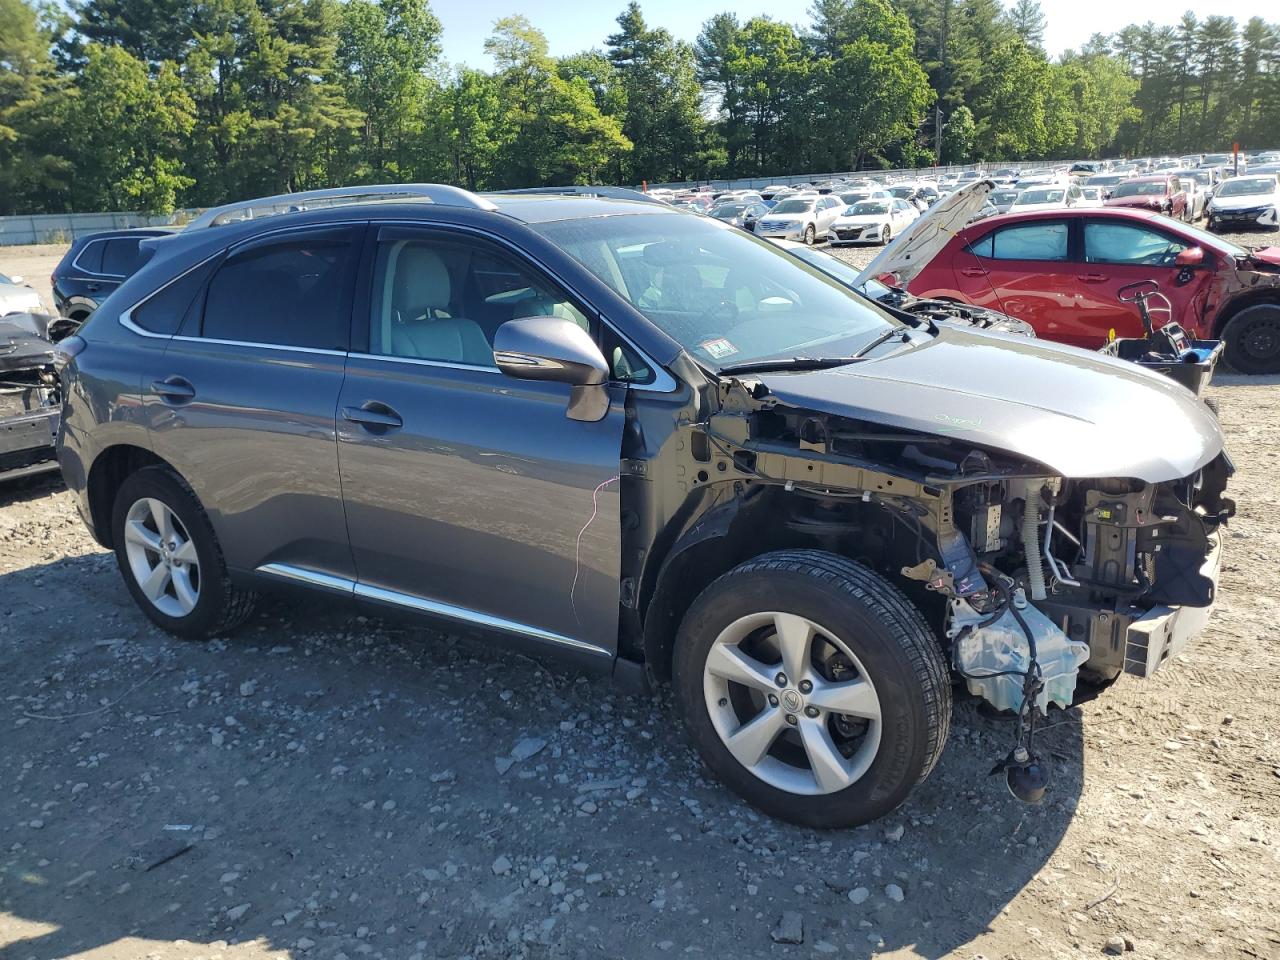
429,0,1280,68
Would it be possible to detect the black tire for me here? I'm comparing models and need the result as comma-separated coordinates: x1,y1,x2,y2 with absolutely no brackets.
881,225,892,246
803,224,816,246
110,466,257,639
672,549,951,829
1221,303,1280,375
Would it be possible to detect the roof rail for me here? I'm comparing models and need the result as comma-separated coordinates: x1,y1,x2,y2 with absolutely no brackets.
488,185,668,206
183,183,498,230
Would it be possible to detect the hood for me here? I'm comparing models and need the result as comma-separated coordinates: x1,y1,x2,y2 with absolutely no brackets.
855,179,995,287
1210,193,1278,211
834,214,889,226
755,324,1223,483
0,312,56,373
1246,246,1280,267
1106,195,1165,209
0,283,43,314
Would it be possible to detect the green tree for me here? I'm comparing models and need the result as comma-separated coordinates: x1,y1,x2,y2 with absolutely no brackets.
942,103,975,162
0,0,65,213
337,0,442,178
1006,0,1046,52
62,44,194,211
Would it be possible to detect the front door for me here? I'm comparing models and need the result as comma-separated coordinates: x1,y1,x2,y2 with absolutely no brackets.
336,226,626,664
1071,218,1216,341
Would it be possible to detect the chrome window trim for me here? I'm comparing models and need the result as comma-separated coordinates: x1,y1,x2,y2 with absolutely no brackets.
347,352,502,374
71,238,127,280
118,251,224,339
169,335,347,357
254,563,610,659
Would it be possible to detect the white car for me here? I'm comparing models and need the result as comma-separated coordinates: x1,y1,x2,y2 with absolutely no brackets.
1007,184,1084,213
827,198,919,246
753,195,846,245
1206,175,1280,231
1075,186,1106,208
0,272,43,316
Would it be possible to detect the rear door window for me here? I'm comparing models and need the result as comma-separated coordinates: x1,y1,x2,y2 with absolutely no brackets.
969,222,1069,261
198,227,359,350
75,240,105,274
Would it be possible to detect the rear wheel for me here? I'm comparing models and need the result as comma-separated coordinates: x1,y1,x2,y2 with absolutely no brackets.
803,224,816,246
880,225,892,246
1221,303,1280,375
111,467,257,639
673,550,951,828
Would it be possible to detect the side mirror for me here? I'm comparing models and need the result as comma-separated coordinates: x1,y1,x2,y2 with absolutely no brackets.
494,316,611,422
10,275,25,285
1175,246,1205,267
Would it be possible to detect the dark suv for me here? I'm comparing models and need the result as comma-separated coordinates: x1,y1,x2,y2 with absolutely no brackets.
52,228,172,322
55,184,1232,827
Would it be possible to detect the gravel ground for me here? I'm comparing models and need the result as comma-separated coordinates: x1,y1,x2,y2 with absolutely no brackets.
1,238,1278,960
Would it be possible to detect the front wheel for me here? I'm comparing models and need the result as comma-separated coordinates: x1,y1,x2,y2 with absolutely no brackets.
673,550,951,829
803,224,816,246
1221,303,1280,375
111,466,257,639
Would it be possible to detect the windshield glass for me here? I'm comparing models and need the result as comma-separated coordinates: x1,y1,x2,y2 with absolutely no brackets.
1217,178,1273,197
0,272,12,285
1088,175,1126,186
848,201,890,215
1019,189,1064,204
888,186,915,198
711,203,750,218
1113,181,1168,197
532,214,898,371
839,192,869,204
770,199,813,214
1204,154,1229,165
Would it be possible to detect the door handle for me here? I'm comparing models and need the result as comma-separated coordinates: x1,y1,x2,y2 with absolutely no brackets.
342,402,403,431
1077,273,1108,283
151,376,196,403
960,266,987,277
85,283,101,292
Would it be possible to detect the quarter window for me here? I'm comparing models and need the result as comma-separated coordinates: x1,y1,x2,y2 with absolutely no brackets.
102,238,145,276
200,229,356,349
968,222,1069,261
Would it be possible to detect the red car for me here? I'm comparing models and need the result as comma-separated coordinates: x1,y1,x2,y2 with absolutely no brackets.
902,205,1280,372
1104,175,1189,220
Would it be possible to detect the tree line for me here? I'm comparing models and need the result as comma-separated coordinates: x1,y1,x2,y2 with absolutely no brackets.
0,0,1276,215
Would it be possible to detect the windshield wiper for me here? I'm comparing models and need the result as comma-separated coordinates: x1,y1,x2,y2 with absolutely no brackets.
717,356,860,375
851,326,911,358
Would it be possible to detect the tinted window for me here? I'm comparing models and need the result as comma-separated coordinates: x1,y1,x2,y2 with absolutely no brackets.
201,229,356,349
1084,222,1188,265
102,238,144,276
76,239,105,274
969,222,1068,261
132,257,219,335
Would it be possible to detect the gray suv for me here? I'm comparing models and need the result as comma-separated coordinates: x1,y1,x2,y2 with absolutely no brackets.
55,184,1233,827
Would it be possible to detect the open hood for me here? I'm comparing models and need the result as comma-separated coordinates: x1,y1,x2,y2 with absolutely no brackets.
755,324,1223,483
0,313,57,374
855,179,995,288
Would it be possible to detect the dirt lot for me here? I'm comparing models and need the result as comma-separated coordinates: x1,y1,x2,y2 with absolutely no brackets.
1,238,1278,960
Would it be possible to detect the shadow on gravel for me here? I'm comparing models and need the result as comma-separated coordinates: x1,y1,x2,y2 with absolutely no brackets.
0,552,1084,960
0,470,63,509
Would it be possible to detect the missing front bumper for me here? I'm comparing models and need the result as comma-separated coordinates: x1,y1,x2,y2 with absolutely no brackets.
1124,531,1222,678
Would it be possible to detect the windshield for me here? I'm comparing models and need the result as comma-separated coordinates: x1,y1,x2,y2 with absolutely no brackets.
1088,175,1126,186
889,186,915,198
839,192,869,204
1217,178,1273,197
1019,189,1064,204
1112,181,1168,197
848,201,890,215
769,199,814,215
711,203,750,218
1204,154,1229,165
532,214,899,371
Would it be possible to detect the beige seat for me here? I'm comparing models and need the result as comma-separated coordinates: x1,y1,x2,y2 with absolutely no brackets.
384,244,493,365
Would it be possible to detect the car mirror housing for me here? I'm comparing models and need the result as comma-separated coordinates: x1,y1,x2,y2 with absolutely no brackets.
1175,246,1206,267
493,316,611,422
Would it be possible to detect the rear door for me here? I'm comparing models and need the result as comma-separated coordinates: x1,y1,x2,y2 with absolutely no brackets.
950,219,1087,343
1072,218,1215,340
335,225,626,665
145,224,362,581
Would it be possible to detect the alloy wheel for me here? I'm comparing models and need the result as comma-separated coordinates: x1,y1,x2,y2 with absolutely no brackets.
702,611,882,796
123,497,201,617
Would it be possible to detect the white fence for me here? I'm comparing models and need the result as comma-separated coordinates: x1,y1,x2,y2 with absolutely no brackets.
0,210,199,246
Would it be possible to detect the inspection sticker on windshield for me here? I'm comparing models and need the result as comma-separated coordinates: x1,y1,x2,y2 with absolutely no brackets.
700,338,739,360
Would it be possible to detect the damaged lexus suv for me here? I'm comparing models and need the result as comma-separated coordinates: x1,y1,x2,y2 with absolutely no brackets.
55,184,1233,828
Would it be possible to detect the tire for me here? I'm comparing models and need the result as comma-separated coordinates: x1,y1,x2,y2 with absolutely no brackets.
110,466,257,639
672,549,951,829
880,225,892,246
1221,303,1280,375
803,224,816,246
